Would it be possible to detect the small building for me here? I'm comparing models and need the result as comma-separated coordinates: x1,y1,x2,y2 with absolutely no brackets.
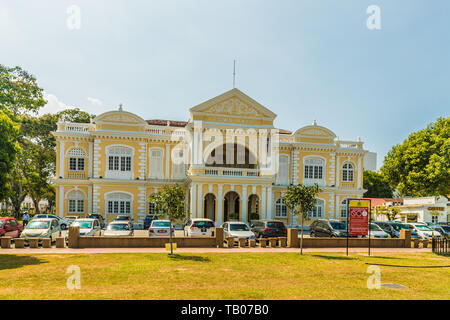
363,197,403,221
398,197,448,224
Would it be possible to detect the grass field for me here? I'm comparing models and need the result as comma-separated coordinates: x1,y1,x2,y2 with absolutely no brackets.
0,252,448,299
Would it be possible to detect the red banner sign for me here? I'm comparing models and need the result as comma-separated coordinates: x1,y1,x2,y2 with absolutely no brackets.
348,200,370,235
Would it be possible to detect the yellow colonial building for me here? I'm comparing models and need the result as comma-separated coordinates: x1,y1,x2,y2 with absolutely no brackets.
52,88,367,226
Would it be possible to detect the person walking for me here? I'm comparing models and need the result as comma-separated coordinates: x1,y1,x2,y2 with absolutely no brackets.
22,213,30,227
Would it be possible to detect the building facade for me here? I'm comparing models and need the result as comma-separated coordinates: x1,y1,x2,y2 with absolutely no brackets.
52,88,368,226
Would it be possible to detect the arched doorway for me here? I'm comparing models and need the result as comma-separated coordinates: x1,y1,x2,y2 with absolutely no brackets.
247,194,259,222
203,193,216,221
206,143,257,168
223,191,240,222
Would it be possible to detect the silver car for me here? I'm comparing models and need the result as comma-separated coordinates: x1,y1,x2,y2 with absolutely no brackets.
149,220,174,237
223,221,256,243
104,221,134,237
71,218,102,236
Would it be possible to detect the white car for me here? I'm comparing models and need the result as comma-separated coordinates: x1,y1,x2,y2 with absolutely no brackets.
222,221,256,243
104,221,134,237
407,223,441,239
33,214,71,230
184,218,215,237
71,218,102,236
20,218,61,243
366,223,390,238
149,220,174,237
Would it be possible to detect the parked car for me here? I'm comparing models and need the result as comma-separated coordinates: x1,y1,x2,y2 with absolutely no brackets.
114,215,133,224
104,221,134,237
406,223,441,239
65,216,79,225
184,218,215,237
71,218,102,236
366,223,390,238
33,214,70,230
385,221,421,239
437,225,450,239
149,220,175,237
222,221,256,243
309,219,354,238
250,220,287,239
0,217,23,238
373,221,398,238
20,218,61,243
86,214,105,228
144,215,158,229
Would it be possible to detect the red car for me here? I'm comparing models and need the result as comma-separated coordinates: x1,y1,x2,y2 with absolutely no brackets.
0,217,23,238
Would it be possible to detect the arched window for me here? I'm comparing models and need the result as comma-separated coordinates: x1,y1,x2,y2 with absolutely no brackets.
304,158,324,180
340,199,349,219
275,198,288,218
68,148,86,171
106,193,132,215
342,163,354,182
150,148,163,179
307,199,324,219
68,190,85,213
107,147,132,172
277,155,289,185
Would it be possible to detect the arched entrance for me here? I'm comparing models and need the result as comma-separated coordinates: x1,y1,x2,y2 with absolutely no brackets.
203,193,216,221
206,143,257,168
223,191,240,222
247,194,259,222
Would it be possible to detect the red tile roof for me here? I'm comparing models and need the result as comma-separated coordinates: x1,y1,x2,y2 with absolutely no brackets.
363,198,404,208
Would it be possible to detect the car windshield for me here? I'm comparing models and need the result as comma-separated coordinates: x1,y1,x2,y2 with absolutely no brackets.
415,225,433,231
27,221,50,229
193,221,214,228
230,224,249,231
441,226,450,232
330,222,346,230
88,215,100,219
116,216,129,220
267,222,284,228
390,223,410,231
72,221,93,229
152,221,170,227
34,215,47,219
370,224,382,231
107,224,130,230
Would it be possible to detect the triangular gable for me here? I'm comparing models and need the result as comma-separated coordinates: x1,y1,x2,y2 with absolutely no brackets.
94,111,148,125
190,88,277,120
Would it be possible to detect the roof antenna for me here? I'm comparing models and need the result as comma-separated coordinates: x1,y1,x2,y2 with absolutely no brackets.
233,60,236,88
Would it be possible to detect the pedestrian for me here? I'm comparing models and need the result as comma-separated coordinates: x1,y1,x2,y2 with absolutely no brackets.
22,212,30,227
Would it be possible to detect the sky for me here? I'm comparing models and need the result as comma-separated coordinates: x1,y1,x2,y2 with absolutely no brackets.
1,0,449,169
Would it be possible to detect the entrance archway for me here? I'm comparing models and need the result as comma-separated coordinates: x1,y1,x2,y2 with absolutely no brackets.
223,191,240,222
203,193,216,221
247,194,259,222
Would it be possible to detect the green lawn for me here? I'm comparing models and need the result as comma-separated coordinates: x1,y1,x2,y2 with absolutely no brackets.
0,252,448,299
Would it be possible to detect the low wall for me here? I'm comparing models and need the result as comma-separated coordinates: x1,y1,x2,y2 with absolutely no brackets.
299,237,406,248
77,236,216,248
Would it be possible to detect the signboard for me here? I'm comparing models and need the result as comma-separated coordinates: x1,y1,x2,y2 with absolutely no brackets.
348,199,370,236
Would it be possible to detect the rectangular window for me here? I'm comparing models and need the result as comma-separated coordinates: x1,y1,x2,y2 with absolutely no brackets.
77,200,84,213
108,201,113,214
69,158,77,171
69,200,76,212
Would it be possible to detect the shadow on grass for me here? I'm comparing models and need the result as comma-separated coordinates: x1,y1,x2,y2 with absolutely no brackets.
0,255,47,270
310,254,356,261
368,256,403,260
168,254,210,262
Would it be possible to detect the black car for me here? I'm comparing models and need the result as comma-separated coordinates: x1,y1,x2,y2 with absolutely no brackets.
250,220,287,238
144,215,158,230
385,221,421,239
373,221,398,238
309,219,356,237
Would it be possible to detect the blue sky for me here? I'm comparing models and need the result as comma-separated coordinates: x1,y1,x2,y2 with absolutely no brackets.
1,0,449,168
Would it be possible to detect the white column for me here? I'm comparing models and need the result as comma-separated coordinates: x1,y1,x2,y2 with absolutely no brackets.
59,141,65,178
241,184,248,222
336,155,340,187
88,141,93,178
217,184,223,224
357,156,362,189
267,187,273,219
261,186,267,219
165,145,170,179
197,183,203,218
190,183,196,218
335,195,340,220
88,185,92,213
58,186,64,217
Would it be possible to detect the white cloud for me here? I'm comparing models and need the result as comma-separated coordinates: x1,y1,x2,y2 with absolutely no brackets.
39,92,73,115
87,97,103,106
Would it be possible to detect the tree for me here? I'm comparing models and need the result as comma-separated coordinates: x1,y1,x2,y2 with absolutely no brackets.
381,117,450,198
57,108,94,123
375,205,400,221
0,110,19,203
5,165,28,218
0,65,46,117
284,184,322,254
148,184,187,254
363,170,393,198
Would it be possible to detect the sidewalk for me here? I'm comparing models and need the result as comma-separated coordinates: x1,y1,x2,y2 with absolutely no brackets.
0,247,432,254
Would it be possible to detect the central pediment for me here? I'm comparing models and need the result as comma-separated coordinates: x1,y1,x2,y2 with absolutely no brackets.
190,88,277,121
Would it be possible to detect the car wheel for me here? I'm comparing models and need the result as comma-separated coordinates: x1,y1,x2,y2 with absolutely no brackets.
61,224,67,230
310,231,315,237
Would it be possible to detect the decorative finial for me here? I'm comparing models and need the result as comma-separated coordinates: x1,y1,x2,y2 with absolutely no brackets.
313,120,317,126
357,136,362,142
119,103,123,111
